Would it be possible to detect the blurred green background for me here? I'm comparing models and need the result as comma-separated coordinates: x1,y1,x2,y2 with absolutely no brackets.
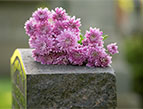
0,0,143,108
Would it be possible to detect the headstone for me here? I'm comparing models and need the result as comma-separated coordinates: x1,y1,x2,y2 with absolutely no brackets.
10,49,117,109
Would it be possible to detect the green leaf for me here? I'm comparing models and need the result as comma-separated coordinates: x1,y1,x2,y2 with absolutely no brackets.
102,35,109,40
78,34,85,45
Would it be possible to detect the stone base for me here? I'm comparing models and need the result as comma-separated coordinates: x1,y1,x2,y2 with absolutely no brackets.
11,49,117,109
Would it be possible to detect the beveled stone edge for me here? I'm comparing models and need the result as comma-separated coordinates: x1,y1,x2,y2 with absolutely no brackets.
10,49,28,109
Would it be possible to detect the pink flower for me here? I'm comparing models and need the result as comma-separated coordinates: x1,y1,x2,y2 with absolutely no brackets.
36,21,52,36
32,8,51,22
95,54,112,67
86,59,95,67
52,52,69,65
65,16,81,34
68,47,87,65
52,21,67,35
52,7,68,21
32,50,42,62
40,54,54,65
89,40,104,48
56,29,78,51
32,50,54,65
24,18,37,36
30,36,54,55
33,50,69,65
82,38,88,46
86,46,106,67
85,27,103,44
87,46,106,59
107,43,119,55
97,40,104,48
29,36,38,48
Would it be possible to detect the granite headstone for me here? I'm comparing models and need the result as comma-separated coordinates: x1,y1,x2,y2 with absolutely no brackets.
11,49,117,109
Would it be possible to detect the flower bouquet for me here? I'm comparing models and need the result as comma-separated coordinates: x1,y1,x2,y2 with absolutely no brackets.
24,7,119,67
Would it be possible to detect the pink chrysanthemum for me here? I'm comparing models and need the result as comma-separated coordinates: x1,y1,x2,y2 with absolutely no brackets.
36,21,52,36
107,43,119,55
90,40,104,48
24,18,37,36
32,50,42,62
87,46,106,59
86,46,106,67
82,38,89,46
52,7,68,21
65,16,81,33
32,8,51,22
95,54,112,67
52,21,67,35
40,54,54,65
30,36,54,55
52,52,69,65
97,40,104,47
56,29,78,51
33,50,69,65
32,50,55,65
29,36,38,48
85,27,103,44
68,47,86,65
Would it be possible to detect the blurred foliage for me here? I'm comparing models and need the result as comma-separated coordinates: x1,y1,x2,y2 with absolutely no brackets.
125,34,143,95
0,77,11,108
102,34,109,40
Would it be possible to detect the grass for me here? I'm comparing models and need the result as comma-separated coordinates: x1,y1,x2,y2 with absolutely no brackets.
0,77,11,109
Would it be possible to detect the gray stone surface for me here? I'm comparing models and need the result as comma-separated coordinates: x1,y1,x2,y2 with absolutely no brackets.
11,48,117,109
